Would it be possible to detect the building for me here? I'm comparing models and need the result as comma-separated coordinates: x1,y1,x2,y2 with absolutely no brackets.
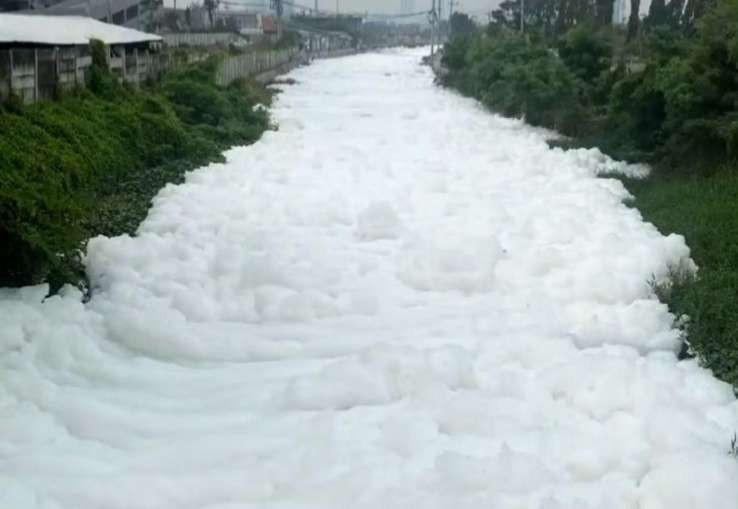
0,13,163,103
9,0,163,31
220,10,262,35
400,0,415,15
261,14,279,38
290,14,362,36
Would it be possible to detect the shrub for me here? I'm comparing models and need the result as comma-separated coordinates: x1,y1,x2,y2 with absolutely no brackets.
0,54,270,289
443,32,586,135
557,25,613,84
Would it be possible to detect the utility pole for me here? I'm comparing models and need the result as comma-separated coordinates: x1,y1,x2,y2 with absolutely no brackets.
438,0,444,42
430,0,436,58
314,0,318,14
520,0,524,32
271,0,283,37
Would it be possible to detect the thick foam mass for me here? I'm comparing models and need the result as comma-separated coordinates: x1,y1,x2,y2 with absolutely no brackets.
1,49,737,509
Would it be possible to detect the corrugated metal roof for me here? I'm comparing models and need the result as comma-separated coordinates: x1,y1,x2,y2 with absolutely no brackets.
0,14,162,45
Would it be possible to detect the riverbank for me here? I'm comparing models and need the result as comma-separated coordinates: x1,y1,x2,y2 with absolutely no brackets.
622,168,738,388
438,9,738,392
0,54,272,291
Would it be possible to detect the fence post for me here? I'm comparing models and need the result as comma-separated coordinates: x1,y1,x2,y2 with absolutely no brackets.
145,49,150,80
33,48,38,103
7,49,12,97
55,46,60,93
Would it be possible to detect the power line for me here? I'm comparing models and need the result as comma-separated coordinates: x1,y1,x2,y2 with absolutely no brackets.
218,0,433,20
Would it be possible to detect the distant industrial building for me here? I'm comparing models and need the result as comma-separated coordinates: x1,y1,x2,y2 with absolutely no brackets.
1,0,162,30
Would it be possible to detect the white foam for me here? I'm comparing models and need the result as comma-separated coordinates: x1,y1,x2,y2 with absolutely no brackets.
1,48,736,508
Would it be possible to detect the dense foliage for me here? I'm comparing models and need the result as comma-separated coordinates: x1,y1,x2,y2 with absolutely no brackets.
444,0,738,164
444,31,586,134
626,170,738,388
443,0,738,390
489,0,709,36
0,52,270,290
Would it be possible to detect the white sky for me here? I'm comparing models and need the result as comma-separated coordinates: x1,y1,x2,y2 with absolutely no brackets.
163,0,501,18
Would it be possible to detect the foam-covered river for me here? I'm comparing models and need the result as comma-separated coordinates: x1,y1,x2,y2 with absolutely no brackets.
2,48,737,509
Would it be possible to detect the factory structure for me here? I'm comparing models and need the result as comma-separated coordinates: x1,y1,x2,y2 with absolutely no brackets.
0,0,159,29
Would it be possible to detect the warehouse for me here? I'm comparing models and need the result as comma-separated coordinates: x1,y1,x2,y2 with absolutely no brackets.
0,13,162,103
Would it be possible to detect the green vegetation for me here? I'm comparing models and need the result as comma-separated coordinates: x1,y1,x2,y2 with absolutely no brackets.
626,170,738,386
0,48,271,290
443,3,738,390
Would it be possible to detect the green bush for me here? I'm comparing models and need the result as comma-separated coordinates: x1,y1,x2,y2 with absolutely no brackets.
557,25,613,84
443,32,586,135
0,52,270,289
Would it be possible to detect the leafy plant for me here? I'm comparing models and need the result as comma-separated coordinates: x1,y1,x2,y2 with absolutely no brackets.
0,52,271,290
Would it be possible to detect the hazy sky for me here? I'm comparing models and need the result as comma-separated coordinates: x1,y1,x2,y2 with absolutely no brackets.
315,0,499,16
164,0,501,18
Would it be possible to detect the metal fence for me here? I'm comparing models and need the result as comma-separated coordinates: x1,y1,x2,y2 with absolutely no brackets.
215,48,299,86
163,32,245,48
215,47,359,86
0,44,359,104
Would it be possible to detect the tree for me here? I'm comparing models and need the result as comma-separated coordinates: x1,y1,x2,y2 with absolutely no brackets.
489,0,614,36
666,0,686,28
489,0,560,34
449,12,477,38
646,0,670,26
558,25,613,83
682,0,710,28
204,0,219,28
627,0,641,41
595,0,614,25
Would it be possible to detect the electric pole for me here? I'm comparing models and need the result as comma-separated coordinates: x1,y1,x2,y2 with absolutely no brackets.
520,0,524,32
430,0,436,58
271,0,283,37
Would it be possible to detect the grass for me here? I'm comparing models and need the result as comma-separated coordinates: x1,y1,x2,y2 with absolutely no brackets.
622,166,738,389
